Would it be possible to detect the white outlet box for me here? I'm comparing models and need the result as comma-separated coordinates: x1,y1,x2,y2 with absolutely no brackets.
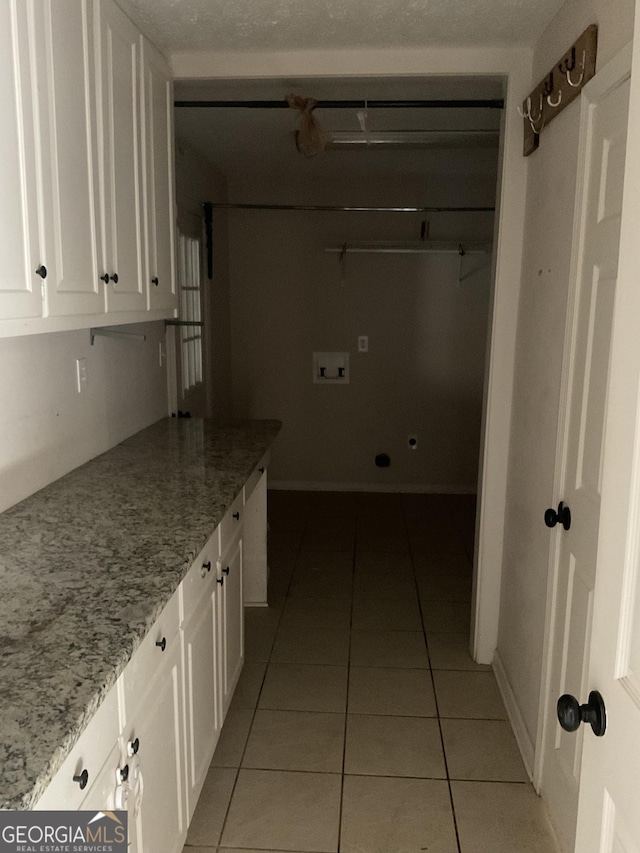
76,358,88,394
358,336,369,352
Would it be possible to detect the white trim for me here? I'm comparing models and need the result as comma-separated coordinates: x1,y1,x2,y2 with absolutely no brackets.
493,649,535,781
268,480,477,494
534,40,633,794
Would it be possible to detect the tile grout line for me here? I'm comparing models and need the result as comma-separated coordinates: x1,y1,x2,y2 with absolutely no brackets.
336,495,358,853
403,496,464,853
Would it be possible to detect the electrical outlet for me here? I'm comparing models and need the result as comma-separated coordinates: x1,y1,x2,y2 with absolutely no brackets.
358,335,369,352
408,435,418,450
76,358,88,394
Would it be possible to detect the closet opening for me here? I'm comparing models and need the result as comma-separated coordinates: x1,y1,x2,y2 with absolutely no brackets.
173,73,506,658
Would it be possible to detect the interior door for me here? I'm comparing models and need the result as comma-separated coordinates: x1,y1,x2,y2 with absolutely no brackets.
539,47,631,853
573,33,640,853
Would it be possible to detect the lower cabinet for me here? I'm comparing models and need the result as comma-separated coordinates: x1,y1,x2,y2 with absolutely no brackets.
124,633,186,853
33,498,255,853
181,544,222,819
219,535,244,716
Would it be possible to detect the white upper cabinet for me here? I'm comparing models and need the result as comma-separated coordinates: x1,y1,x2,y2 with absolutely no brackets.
36,0,103,317
142,42,177,312
0,0,177,338
96,0,146,313
0,1,46,321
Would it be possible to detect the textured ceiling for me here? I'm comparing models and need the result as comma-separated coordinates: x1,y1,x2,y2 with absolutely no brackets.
117,0,564,53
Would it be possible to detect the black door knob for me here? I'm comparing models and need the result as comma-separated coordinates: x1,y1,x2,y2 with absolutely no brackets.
544,501,571,530
557,690,606,736
73,769,89,789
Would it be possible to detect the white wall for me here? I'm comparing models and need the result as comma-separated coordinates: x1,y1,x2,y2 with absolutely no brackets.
0,322,168,513
174,139,232,418
496,0,635,766
228,171,494,490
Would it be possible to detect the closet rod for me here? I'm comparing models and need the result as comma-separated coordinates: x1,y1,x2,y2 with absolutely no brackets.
206,203,495,213
175,98,504,110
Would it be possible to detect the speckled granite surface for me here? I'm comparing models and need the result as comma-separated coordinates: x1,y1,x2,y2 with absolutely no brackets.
0,417,281,810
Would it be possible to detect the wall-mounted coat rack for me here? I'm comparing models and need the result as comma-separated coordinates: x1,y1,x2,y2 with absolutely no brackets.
520,25,597,156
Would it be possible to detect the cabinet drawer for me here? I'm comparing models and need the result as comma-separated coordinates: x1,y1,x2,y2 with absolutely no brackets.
219,491,244,552
34,686,119,811
181,533,220,623
119,589,180,724
244,453,269,504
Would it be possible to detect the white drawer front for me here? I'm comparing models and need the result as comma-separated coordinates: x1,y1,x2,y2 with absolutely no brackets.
33,686,119,811
119,589,180,724
181,533,220,623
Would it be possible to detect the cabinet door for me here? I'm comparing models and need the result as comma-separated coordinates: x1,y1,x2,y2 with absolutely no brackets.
124,634,186,853
35,0,103,317
78,741,121,811
183,587,221,819
96,0,145,313
0,1,43,322
142,42,177,312
219,537,244,715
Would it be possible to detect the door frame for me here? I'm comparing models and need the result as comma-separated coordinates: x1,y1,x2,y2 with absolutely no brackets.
534,41,634,798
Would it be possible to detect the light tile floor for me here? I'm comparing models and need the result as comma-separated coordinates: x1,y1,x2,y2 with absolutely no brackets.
183,491,560,853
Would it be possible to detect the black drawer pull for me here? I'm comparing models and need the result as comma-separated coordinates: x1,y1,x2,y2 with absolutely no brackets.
156,637,166,652
217,577,224,586
233,511,240,520
73,769,89,790
223,566,230,575
151,277,159,286
127,737,140,756
35,265,47,279
118,764,129,783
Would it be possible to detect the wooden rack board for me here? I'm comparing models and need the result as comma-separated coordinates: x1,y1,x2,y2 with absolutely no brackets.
522,25,598,156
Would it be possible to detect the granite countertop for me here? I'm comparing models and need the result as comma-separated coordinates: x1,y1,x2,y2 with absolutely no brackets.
0,417,281,810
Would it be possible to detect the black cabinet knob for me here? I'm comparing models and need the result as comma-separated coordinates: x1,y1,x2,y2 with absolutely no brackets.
73,769,89,790
217,577,224,586
151,277,159,286
118,764,129,783
203,560,212,572
544,501,571,530
35,265,47,279
127,737,140,756
233,512,240,520
111,273,119,284
223,566,230,575
100,273,110,283
259,467,265,474
156,637,166,652
100,273,119,284
557,690,606,737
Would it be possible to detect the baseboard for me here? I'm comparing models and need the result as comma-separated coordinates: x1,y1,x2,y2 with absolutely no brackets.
268,480,477,494
492,649,536,781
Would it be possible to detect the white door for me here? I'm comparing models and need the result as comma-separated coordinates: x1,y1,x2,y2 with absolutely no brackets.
219,537,244,715
142,41,177,313
96,0,145,313
0,0,44,322
573,31,640,853
35,0,104,317
539,48,631,853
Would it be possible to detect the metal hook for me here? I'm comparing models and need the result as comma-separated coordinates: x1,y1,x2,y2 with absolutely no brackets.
517,96,532,120
528,93,545,133
559,46,576,74
547,88,562,108
566,50,586,87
